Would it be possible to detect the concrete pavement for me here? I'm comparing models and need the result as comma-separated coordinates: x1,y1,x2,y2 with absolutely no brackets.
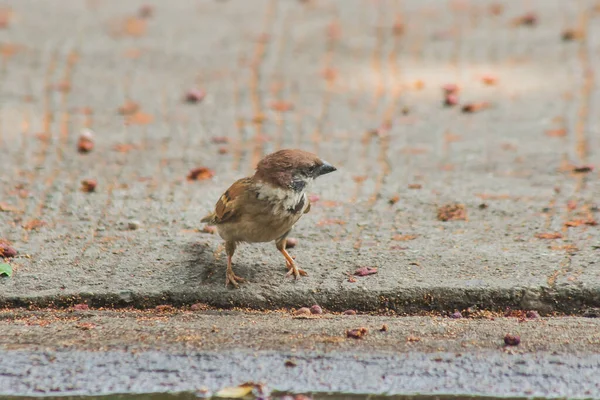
0,0,599,313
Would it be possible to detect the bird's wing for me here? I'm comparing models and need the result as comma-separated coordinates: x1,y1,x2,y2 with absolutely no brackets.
211,177,253,224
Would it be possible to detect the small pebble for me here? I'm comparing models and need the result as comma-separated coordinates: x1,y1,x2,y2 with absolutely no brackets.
380,324,388,332
343,309,357,315
310,305,323,315
0,243,17,258
450,311,463,319
286,238,298,248
185,88,206,104
504,333,520,346
128,220,141,230
525,310,540,319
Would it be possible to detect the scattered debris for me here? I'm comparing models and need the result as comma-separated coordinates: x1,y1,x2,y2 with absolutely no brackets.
77,129,95,153
437,204,467,221
81,179,97,193
0,263,12,277
118,100,140,115
406,335,421,342
0,241,17,258
310,305,323,315
294,307,311,316
354,266,378,276
572,165,594,174
565,219,597,227
504,333,520,346
270,100,294,112
462,102,490,113
392,234,417,241
535,232,563,240
22,219,47,231
187,167,215,181
512,12,537,27
185,88,206,104
127,220,141,230
346,327,368,339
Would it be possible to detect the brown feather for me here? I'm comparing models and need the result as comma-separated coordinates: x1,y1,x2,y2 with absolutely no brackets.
211,177,253,225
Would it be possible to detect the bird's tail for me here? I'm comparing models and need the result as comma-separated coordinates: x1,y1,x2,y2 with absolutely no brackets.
200,213,216,224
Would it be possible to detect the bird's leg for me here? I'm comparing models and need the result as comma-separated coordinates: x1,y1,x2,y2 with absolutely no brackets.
275,236,307,279
225,241,245,288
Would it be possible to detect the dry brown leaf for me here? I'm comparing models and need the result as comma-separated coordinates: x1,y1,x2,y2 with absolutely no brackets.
187,167,215,181
535,232,562,240
437,204,467,221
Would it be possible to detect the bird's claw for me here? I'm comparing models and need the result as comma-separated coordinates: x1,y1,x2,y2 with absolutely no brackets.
285,262,308,279
225,272,246,288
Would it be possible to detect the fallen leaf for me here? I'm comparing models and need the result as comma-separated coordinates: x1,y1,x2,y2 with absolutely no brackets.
81,179,97,193
316,219,345,226
437,204,467,221
0,203,19,213
346,327,368,339
76,322,96,331
0,263,12,277
354,266,378,276
408,184,422,189
270,100,294,112
545,128,567,137
572,165,594,173
187,167,215,181
392,234,417,241
565,219,597,227
388,195,400,205
22,219,47,231
215,383,257,398
535,232,562,240
462,102,490,113
562,29,584,41
512,12,537,27
118,100,140,115
113,143,138,153
184,88,206,104
407,335,421,342
125,111,154,125
481,75,498,85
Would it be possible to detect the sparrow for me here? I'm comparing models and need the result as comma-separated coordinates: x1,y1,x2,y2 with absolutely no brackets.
201,149,337,287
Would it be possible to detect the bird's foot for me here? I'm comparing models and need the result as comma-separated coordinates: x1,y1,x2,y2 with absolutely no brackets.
285,261,308,279
225,270,246,288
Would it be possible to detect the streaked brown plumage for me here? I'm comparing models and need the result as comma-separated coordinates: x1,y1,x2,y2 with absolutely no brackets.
201,149,337,287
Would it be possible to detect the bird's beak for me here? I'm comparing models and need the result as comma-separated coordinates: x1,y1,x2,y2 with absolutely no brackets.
317,160,337,176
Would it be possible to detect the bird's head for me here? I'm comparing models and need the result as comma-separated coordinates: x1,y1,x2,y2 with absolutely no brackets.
254,149,337,191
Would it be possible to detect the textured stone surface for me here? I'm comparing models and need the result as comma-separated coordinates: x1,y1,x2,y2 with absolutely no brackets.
0,0,599,312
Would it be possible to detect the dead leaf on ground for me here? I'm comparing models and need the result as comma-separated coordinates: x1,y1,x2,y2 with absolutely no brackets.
462,102,490,113
125,112,154,125
392,234,417,241
572,165,594,174
437,204,467,221
346,327,368,339
545,128,567,137
316,219,345,226
270,100,294,112
408,184,422,189
0,203,20,213
354,266,378,276
118,100,140,115
187,167,215,181
113,143,139,153
565,219,597,227
22,219,47,231
535,232,562,240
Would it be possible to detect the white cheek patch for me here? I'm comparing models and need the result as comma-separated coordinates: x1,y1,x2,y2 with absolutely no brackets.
257,180,311,214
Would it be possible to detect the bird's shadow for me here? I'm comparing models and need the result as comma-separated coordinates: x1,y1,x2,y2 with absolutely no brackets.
182,240,258,287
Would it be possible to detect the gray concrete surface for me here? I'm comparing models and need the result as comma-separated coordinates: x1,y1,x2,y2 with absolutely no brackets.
0,309,600,397
1,0,600,312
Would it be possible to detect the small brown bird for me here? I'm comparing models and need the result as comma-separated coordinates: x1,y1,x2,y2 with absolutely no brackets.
201,149,337,287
